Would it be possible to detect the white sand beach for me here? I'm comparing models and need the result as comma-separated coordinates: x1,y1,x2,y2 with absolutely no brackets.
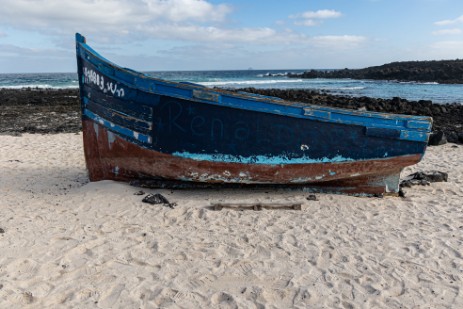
0,133,462,308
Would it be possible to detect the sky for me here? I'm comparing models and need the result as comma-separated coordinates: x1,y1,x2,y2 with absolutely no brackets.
0,0,462,73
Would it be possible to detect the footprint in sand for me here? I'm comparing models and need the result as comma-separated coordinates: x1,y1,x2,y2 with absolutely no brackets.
173,291,205,308
210,292,238,308
186,274,216,290
4,258,39,280
2,288,35,306
97,283,125,308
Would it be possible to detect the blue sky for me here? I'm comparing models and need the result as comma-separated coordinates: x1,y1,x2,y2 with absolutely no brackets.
0,0,462,73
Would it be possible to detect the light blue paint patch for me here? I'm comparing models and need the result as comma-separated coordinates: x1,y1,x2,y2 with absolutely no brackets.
107,131,116,149
290,177,314,183
329,170,336,176
375,174,400,193
172,151,354,165
93,122,99,139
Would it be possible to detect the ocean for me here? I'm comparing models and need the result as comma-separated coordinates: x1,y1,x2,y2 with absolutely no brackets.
1,70,462,104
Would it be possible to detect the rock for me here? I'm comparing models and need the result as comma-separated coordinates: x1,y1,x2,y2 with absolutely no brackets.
428,131,447,146
412,171,448,182
446,131,459,143
142,193,176,208
418,100,433,106
458,132,463,143
400,179,430,187
306,194,317,201
289,59,463,84
398,188,406,197
400,171,448,188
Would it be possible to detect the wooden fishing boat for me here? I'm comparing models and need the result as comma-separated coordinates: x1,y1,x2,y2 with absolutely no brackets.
75,33,432,196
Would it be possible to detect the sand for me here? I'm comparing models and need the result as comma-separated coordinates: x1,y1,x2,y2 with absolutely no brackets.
0,133,462,308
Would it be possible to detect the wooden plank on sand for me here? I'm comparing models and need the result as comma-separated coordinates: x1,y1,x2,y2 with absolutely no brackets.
212,202,302,211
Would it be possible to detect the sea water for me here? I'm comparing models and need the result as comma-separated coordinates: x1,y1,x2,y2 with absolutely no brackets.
0,70,462,104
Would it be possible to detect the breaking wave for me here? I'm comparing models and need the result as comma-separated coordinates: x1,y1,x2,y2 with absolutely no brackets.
0,84,79,89
198,79,304,86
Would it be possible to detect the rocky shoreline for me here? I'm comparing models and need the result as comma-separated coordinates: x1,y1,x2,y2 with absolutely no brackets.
288,59,463,84
1,87,462,144
0,88,81,134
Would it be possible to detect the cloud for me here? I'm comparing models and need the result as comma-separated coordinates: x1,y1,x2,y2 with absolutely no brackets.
0,0,232,35
434,15,463,26
291,9,342,26
0,1,317,46
0,43,71,58
432,28,462,35
301,10,342,19
294,20,318,27
0,31,7,38
143,24,279,43
431,40,463,49
0,1,357,48
0,1,369,72
143,25,366,48
0,44,26,57
147,41,370,71
430,40,463,59
144,0,231,22
0,43,75,72
311,35,367,48
141,24,316,45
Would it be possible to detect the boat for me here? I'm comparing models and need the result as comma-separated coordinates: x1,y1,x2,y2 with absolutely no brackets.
75,33,433,196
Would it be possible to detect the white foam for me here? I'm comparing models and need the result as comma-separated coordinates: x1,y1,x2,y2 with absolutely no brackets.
198,79,305,86
0,84,79,89
338,86,366,90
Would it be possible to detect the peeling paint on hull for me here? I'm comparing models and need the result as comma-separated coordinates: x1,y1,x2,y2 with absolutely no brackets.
83,120,422,195
171,151,354,165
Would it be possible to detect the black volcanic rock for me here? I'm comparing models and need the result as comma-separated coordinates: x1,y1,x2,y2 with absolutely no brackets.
400,171,448,187
428,131,447,146
289,59,463,84
0,88,81,134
